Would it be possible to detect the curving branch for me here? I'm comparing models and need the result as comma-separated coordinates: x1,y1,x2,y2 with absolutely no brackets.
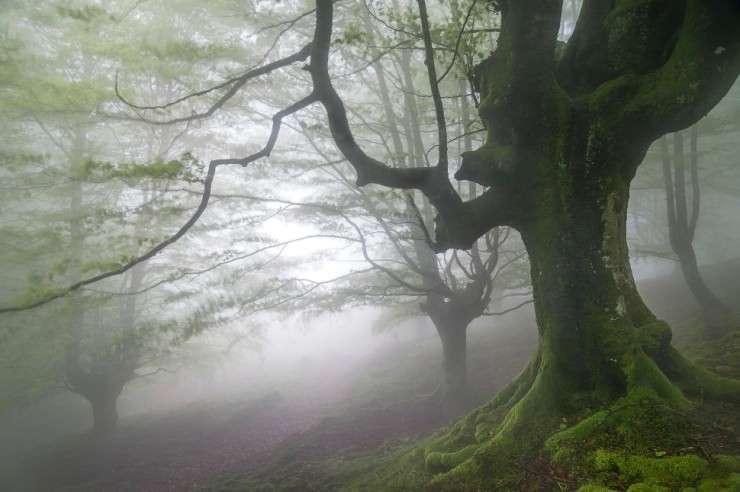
114,43,313,125
308,2,432,190
416,0,448,174
309,0,502,251
579,1,740,144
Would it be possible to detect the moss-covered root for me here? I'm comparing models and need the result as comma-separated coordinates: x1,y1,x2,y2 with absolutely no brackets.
420,350,541,473
657,345,740,403
424,362,577,491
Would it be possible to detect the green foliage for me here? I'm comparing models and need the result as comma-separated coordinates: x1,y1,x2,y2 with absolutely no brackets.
333,22,372,47
73,152,203,184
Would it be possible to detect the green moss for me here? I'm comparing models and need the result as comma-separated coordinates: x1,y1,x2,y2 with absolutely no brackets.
593,450,708,486
540,393,740,491
424,444,478,473
625,484,670,492
625,351,687,404
638,321,672,355
657,346,740,403
713,455,740,472
675,327,740,380
696,473,740,492
425,365,573,490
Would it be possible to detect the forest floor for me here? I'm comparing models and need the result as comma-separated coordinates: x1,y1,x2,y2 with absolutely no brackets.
6,300,537,492
5,259,740,492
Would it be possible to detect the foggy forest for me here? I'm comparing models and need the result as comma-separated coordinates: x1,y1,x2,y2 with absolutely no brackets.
1,1,739,491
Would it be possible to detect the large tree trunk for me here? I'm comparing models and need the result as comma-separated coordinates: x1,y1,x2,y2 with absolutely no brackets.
424,131,739,489
420,2,740,480
66,360,129,436
519,161,673,410
438,322,467,401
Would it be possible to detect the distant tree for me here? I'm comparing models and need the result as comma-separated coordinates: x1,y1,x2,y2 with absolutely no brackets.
0,1,275,431
660,126,730,329
282,6,530,406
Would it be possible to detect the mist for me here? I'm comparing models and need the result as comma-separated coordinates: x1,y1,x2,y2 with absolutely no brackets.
1,1,739,491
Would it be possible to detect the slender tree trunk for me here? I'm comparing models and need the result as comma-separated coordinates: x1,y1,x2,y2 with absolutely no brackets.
90,387,121,435
435,318,469,402
423,294,479,405
661,130,728,328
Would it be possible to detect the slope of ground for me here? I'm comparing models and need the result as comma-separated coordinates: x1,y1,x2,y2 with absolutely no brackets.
204,260,740,491
3,259,739,491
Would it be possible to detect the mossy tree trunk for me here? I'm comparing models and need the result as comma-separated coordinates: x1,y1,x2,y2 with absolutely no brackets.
451,0,740,425
518,141,677,412
310,0,740,487
314,0,740,408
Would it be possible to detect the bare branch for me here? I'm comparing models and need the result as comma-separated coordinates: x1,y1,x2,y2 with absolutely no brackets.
436,0,478,85
310,0,432,189
416,0,448,173
483,298,533,317
114,43,313,125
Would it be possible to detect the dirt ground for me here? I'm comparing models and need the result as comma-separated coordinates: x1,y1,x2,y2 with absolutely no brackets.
7,317,535,492
8,358,367,491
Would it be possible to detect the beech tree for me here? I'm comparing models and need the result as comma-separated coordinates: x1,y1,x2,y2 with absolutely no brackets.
0,1,284,432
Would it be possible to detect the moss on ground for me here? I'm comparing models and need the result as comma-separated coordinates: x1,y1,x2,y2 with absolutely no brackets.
674,320,740,380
